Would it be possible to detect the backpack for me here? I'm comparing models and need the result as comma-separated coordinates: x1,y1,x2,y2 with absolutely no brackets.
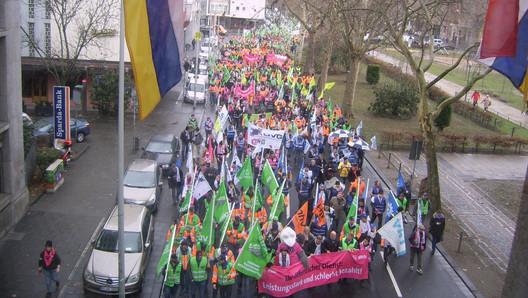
194,133,203,145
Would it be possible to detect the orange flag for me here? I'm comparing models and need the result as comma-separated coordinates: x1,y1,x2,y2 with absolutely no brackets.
292,201,308,234
314,199,326,227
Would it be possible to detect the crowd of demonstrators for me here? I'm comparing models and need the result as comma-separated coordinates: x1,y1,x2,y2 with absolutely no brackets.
158,26,444,297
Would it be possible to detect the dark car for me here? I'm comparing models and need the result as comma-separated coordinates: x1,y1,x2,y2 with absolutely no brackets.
33,117,91,143
141,134,181,176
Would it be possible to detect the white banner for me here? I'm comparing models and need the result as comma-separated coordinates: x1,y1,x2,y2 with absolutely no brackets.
377,213,407,257
247,124,285,150
215,105,229,133
193,172,212,200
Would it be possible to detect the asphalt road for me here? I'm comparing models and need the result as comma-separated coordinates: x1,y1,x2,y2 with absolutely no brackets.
0,79,473,298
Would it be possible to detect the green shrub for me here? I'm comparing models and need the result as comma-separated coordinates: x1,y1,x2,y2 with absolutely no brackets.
36,146,60,174
90,69,131,117
23,121,34,157
366,64,381,85
368,82,419,119
434,96,453,132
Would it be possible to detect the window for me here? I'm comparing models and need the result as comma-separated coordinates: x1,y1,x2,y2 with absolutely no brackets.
45,0,51,19
236,6,239,10
242,7,246,11
28,22,35,57
141,213,151,245
28,0,34,19
45,23,51,56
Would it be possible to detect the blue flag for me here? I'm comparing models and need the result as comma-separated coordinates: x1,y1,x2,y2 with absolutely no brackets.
397,171,406,194
296,159,305,184
385,191,400,223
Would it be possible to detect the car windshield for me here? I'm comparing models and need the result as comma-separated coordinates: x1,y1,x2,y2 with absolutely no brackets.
124,170,156,188
95,230,142,253
34,120,53,133
188,83,205,93
199,68,207,75
145,140,173,153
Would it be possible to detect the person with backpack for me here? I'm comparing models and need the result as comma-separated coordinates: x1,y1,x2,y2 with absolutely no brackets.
192,127,204,166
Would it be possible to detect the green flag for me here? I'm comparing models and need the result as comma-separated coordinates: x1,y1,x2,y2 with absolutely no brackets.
223,65,231,83
328,97,333,112
234,222,269,279
268,179,286,221
179,190,191,213
197,196,215,247
347,178,361,220
157,224,176,278
236,157,254,189
261,160,279,194
214,180,230,224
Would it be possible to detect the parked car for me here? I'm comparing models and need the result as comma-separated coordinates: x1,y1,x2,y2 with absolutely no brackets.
33,117,91,143
83,204,154,295
187,64,208,82
141,134,181,176
184,77,208,104
123,159,163,212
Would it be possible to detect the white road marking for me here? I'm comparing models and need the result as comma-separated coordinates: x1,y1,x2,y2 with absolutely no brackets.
382,251,403,298
58,216,106,297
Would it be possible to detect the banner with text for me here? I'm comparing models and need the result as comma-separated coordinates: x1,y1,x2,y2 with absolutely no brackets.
258,250,369,297
247,123,285,150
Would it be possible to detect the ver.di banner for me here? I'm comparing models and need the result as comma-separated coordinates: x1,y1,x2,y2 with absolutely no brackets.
258,250,370,297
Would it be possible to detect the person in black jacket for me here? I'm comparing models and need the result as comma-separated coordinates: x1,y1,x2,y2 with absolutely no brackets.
321,231,340,253
180,126,191,161
429,210,446,255
306,236,324,256
168,163,183,204
38,240,61,297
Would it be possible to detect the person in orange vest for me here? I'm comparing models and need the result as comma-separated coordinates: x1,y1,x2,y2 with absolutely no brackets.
248,207,268,225
176,240,192,297
230,196,246,222
227,216,246,258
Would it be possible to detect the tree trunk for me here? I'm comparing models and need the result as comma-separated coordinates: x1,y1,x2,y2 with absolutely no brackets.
343,55,362,118
303,29,316,75
422,119,442,211
318,39,333,92
501,167,528,296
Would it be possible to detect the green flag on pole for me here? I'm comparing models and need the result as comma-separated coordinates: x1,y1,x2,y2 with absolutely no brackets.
214,180,230,224
328,97,333,112
261,160,278,194
197,196,215,247
157,223,176,278
268,179,286,220
318,82,336,99
236,157,254,189
347,178,361,220
234,222,269,279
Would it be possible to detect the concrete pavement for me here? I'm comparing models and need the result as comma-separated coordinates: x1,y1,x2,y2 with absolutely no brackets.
379,150,527,273
368,51,528,128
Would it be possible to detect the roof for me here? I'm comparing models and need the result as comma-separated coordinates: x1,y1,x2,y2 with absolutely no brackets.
127,159,158,172
105,204,148,232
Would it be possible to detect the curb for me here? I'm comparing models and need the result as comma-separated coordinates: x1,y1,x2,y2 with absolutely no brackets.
71,143,90,161
365,154,484,298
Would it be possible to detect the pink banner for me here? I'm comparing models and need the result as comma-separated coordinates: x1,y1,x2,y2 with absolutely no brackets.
266,54,287,64
235,81,255,98
243,53,260,62
258,250,369,297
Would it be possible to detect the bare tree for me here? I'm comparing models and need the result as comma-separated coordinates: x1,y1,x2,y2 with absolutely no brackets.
327,0,387,117
21,0,119,112
375,0,491,210
280,0,327,74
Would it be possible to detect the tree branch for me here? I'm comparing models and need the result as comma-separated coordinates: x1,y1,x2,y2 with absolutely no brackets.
426,42,480,89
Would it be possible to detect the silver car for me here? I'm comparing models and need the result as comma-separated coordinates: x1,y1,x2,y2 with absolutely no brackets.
83,204,154,295
123,159,162,212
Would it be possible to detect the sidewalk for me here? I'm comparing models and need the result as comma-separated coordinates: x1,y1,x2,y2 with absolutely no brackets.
376,150,527,273
368,51,528,128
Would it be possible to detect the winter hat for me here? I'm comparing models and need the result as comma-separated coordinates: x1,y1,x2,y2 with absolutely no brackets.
45,240,53,247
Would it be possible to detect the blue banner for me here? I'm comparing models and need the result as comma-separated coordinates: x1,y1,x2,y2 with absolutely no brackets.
53,86,70,141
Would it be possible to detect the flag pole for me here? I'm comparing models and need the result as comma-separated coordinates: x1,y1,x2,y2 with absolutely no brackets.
185,167,197,228
218,200,234,246
162,220,177,290
117,1,126,296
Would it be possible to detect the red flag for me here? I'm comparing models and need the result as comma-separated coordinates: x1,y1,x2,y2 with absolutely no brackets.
314,199,326,227
292,202,308,234
480,0,519,58
208,136,213,160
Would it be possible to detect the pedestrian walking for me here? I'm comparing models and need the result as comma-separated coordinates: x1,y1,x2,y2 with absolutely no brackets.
482,95,491,111
163,254,182,298
168,163,183,204
371,190,387,228
190,251,209,298
181,126,191,161
38,240,61,297
414,192,431,225
471,91,480,106
409,224,427,275
429,210,445,255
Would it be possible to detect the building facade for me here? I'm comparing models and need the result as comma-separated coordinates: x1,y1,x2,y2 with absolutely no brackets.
0,0,31,238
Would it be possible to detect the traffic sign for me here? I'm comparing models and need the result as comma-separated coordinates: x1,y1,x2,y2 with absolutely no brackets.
195,32,202,41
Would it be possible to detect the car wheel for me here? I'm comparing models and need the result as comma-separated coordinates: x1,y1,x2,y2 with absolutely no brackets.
77,132,86,143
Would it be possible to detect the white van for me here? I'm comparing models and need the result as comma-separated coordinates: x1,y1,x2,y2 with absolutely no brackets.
184,77,208,104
